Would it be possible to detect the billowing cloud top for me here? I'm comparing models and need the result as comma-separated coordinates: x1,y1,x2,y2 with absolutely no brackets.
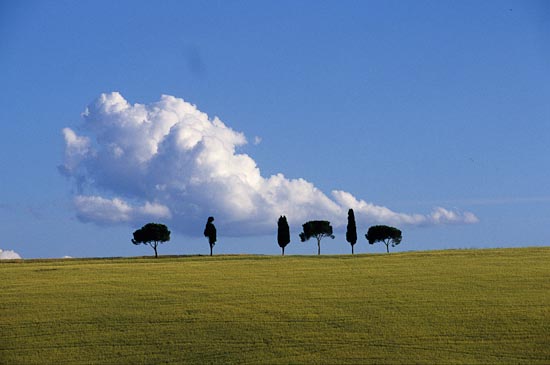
60,92,478,235
0,249,22,260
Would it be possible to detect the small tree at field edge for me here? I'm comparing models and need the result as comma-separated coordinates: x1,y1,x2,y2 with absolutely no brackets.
277,216,291,256
299,220,335,255
132,223,171,258
346,209,357,254
365,225,402,253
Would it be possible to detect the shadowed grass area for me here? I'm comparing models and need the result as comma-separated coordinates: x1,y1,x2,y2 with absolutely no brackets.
1,247,549,364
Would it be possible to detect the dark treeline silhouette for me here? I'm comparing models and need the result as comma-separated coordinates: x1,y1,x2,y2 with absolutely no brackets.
131,213,403,257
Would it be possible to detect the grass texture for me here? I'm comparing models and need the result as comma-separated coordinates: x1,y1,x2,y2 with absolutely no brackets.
1,247,549,364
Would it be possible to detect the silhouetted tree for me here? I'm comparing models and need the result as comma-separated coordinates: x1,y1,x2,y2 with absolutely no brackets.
346,209,357,254
365,225,402,253
299,220,335,255
132,223,171,258
277,216,291,256
203,216,217,256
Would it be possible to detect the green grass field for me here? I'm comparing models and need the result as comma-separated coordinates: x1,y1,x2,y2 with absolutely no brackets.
1,247,549,364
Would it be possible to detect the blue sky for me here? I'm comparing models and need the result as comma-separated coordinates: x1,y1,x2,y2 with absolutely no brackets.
1,0,549,258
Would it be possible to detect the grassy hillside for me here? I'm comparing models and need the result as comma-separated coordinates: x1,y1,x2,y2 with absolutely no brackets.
1,248,548,364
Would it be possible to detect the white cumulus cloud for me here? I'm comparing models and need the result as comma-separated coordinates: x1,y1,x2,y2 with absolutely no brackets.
428,207,479,225
60,92,478,235
0,249,22,260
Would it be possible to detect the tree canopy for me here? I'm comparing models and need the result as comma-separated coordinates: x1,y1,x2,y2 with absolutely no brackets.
132,223,171,258
346,209,358,254
365,225,402,253
299,220,335,255
277,216,291,256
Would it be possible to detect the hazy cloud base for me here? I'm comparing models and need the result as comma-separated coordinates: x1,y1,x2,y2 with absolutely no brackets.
60,92,478,236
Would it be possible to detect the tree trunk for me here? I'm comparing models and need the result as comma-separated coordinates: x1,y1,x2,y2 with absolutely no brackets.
282,246,285,256
210,244,213,256
317,238,321,255
385,243,389,253
352,244,354,255
149,242,159,258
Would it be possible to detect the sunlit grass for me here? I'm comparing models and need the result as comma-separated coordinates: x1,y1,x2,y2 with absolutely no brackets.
1,248,549,364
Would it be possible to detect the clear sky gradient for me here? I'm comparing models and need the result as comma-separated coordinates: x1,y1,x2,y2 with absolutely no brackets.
1,0,549,258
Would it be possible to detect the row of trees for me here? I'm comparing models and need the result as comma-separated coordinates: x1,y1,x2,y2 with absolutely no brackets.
278,209,402,256
131,217,218,258
132,209,402,258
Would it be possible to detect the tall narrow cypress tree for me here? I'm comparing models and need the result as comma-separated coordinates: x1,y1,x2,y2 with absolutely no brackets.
277,216,291,256
203,216,217,256
346,209,357,254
